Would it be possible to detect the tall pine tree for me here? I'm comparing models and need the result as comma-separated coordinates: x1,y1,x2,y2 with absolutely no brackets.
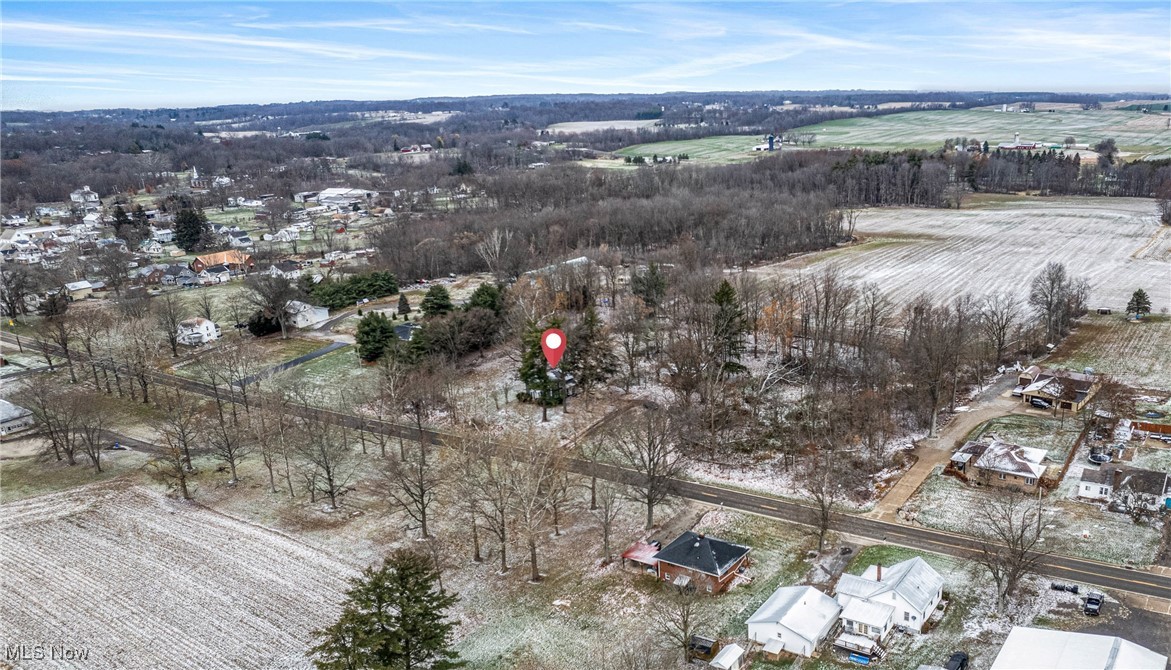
356,312,396,362
562,305,617,395
310,549,462,670
1126,288,1151,316
712,280,747,376
420,285,453,318
398,293,412,317
174,208,208,252
518,319,564,421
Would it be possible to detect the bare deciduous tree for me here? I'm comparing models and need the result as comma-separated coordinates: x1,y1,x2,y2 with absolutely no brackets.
973,489,1052,611
611,409,685,529
592,479,626,563
654,588,715,663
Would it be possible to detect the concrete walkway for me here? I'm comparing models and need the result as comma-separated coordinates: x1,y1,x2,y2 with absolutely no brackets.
869,377,1022,521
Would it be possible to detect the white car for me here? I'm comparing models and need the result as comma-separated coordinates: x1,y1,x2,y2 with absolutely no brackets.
1011,385,1025,397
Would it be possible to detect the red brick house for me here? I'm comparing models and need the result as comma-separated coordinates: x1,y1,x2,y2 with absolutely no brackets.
654,531,751,594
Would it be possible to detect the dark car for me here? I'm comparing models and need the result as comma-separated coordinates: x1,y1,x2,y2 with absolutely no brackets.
1084,592,1104,616
1030,398,1052,409
946,651,969,670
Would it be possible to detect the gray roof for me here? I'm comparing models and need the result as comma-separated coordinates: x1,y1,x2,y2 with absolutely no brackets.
0,399,32,423
836,557,943,615
653,531,750,577
746,585,840,644
1081,465,1170,496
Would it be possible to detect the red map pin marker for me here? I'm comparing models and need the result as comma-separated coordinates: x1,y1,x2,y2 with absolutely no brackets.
541,328,566,368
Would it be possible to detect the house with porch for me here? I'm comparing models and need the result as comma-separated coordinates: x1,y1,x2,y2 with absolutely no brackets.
199,264,232,285
951,438,1048,493
652,531,751,594
834,557,944,634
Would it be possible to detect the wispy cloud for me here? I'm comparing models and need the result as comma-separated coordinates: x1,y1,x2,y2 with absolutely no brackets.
559,21,643,34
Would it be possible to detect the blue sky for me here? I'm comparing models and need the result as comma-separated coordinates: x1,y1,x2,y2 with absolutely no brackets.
2,1,1168,111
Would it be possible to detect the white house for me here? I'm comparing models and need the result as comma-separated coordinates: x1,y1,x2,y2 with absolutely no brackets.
82,212,103,226
0,399,35,435
709,643,745,670
227,231,254,248
1080,465,1171,512
70,185,100,209
286,300,329,329
747,585,841,658
990,626,1167,670
177,318,220,346
151,228,175,243
834,557,944,633
198,265,232,285
139,240,164,256
264,260,303,281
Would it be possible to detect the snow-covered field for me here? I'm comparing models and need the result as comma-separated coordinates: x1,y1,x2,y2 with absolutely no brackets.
906,475,1163,566
1047,314,1171,391
0,483,359,669
546,119,659,134
754,197,1171,313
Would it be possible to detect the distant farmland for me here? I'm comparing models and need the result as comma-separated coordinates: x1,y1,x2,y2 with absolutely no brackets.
787,108,1171,157
614,135,764,163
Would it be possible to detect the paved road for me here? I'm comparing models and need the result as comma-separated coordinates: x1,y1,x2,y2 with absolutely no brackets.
8,330,1171,605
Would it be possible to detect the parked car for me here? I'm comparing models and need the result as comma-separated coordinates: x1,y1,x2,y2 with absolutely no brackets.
1030,398,1052,409
1083,592,1104,616
1012,385,1025,397
946,651,970,670
1088,451,1112,465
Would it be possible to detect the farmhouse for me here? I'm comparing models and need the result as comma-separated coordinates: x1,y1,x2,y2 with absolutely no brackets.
177,318,220,345
70,185,101,209
652,531,750,594
747,585,841,658
834,557,944,634
191,250,253,273
1079,465,1171,512
1017,367,1099,412
990,626,1167,670
285,301,329,329
952,438,1047,492
0,399,35,435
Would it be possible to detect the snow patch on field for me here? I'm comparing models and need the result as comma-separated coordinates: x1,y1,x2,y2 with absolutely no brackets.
0,483,359,669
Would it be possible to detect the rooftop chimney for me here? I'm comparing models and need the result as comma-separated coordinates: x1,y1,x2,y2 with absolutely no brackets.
876,564,882,582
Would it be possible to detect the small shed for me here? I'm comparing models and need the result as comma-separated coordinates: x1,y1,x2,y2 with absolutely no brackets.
709,643,745,670
621,540,660,572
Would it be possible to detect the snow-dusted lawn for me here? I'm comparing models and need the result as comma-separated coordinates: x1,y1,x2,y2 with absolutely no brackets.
0,483,359,669
753,197,1170,315
969,414,1082,465
906,475,1162,566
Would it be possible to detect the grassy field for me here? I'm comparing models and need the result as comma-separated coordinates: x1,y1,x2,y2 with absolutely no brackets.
754,196,1170,317
1047,314,1171,391
615,135,764,164
787,108,1171,157
547,119,660,134
271,345,378,407
967,414,1082,465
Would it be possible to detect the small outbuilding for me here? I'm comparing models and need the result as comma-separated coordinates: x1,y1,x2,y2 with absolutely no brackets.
709,643,745,670
0,399,35,435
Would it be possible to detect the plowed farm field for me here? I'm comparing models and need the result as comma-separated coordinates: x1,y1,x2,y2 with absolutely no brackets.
0,484,358,669
755,196,1170,314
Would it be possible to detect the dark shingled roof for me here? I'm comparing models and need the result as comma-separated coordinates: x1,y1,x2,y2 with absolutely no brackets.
653,531,750,577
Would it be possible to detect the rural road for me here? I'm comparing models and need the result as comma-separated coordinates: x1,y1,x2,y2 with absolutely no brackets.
7,330,1171,607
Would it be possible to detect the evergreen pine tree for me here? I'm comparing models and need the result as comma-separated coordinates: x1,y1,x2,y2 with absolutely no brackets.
518,320,563,421
631,262,667,314
112,205,131,228
398,293,412,317
310,549,462,670
562,305,618,395
174,208,208,252
465,283,504,316
1126,288,1152,316
420,285,453,318
712,280,747,375
356,312,395,362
